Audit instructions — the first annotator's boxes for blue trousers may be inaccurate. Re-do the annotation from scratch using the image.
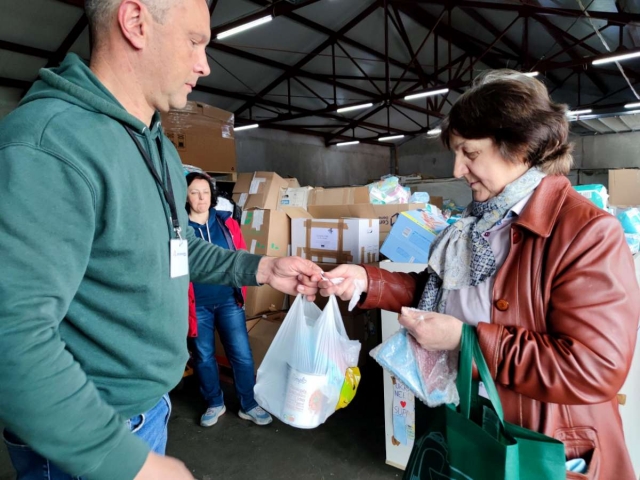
[3,394,171,480]
[190,300,258,413]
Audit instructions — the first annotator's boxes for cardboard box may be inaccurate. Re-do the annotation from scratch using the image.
[308,186,371,206]
[291,218,379,264]
[248,312,286,373]
[232,172,290,210]
[240,209,290,256]
[609,169,640,207]
[278,186,313,211]
[380,210,439,263]
[285,178,300,188]
[244,285,286,318]
[161,101,236,172]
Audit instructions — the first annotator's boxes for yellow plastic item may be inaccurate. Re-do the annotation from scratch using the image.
[335,367,361,410]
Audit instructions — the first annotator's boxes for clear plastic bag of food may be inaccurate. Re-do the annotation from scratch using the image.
[254,295,361,429]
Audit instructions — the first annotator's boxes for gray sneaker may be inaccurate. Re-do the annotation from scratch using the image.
[200,405,226,427]
[238,406,273,426]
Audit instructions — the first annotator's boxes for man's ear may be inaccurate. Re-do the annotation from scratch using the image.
[117,0,148,50]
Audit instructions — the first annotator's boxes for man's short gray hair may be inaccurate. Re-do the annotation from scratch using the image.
[85,0,177,44]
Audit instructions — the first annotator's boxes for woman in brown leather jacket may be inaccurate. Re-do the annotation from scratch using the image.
[316,71,640,479]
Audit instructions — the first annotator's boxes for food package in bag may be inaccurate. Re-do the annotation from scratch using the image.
[254,295,361,429]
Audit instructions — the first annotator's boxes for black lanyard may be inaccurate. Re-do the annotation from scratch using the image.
[125,126,182,239]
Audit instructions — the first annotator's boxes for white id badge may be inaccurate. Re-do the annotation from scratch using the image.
[170,239,189,278]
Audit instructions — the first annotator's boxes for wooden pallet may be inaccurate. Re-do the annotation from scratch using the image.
[206,171,237,182]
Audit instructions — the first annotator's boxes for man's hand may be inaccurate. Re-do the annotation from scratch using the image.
[318,264,368,301]
[134,452,194,480]
[398,307,463,351]
[256,256,323,300]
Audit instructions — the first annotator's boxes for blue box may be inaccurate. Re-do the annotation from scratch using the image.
[380,210,439,263]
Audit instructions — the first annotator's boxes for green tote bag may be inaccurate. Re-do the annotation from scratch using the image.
[403,325,566,480]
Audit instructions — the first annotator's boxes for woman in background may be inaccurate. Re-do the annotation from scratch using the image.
[186,172,272,427]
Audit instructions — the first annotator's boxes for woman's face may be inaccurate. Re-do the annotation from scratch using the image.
[450,134,529,202]
[187,178,211,214]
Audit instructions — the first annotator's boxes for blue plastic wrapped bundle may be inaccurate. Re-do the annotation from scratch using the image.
[573,184,609,209]
[618,208,640,234]
[368,176,411,204]
[625,233,640,255]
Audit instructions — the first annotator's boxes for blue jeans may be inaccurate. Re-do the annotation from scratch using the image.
[3,394,171,480]
[191,299,258,413]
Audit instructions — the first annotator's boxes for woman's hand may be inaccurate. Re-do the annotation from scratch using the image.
[318,264,368,301]
[398,306,463,351]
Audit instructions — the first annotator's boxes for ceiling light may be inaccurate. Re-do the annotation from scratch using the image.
[524,71,539,77]
[566,109,592,116]
[336,141,360,147]
[217,15,273,40]
[427,128,442,135]
[625,102,640,109]
[234,124,259,131]
[404,88,449,101]
[336,103,373,113]
[592,50,640,65]
[378,135,405,142]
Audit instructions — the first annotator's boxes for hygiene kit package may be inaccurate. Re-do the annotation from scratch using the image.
[254,295,361,429]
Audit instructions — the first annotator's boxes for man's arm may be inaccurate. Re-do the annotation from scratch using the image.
[186,224,262,286]
[0,145,149,479]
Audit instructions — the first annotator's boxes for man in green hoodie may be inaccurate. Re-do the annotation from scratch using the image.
[0,0,322,479]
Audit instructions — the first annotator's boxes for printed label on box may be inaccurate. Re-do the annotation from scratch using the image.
[310,228,338,250]
[392,379,415,446]
[238,193,248,208]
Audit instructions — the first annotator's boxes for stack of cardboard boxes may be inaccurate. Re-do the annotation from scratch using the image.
[161,101,236,173]
[232,172,292,318]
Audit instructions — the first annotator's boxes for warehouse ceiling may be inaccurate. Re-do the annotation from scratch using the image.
[2,0,640,146]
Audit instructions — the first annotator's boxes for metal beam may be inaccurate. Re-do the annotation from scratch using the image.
[327,104,386,142]
[395,2,510,74]
[208,43,378,101]
[45,14,88,68]
[0,40,52,59]
[0,77,31,89]
[232,1,381,116]
[210,0,323,38]
[194,84,407,134]
[390,0,640,24]
[389,6,445,94]
[533,15,608,94]
[245,0,443,89]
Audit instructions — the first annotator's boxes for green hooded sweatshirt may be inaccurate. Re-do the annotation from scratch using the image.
[0,54,262,479]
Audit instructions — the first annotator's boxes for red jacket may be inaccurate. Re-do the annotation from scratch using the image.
[188,215,247,337]
[360,176,639,479]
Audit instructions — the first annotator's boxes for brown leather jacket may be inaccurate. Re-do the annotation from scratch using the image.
[361,176,639,480]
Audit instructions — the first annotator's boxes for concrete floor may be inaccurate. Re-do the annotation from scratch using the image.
[0,363,401,480]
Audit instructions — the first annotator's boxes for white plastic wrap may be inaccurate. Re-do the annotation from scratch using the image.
[254,295,361,429]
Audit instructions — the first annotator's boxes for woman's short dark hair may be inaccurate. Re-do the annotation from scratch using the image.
[185,172,218,213]
[441,70,573,175]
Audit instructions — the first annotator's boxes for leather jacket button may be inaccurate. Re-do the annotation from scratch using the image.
[512,230,522,244]
[495,299,509,311]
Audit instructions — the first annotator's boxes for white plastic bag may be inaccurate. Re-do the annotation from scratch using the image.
[254,295,361,429]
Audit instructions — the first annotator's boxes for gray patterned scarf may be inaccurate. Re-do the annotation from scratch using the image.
[418,168,546,313]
